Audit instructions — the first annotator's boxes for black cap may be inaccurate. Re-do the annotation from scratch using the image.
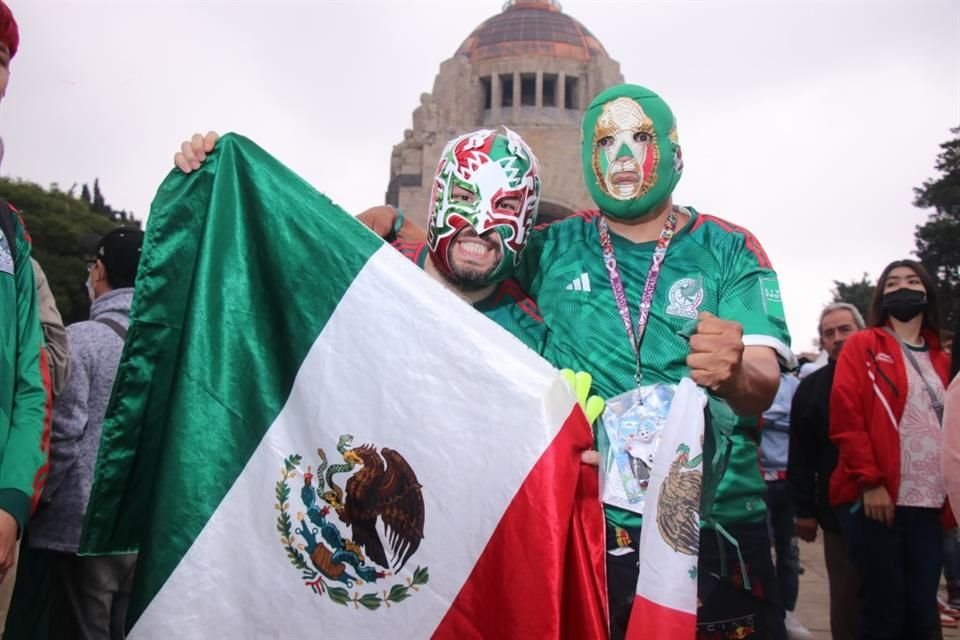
[95,227,144,288]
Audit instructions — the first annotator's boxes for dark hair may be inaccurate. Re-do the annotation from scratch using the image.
[102,264,135,290]
[868,259,941,338]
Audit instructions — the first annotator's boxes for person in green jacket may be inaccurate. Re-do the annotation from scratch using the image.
[0,0,49,626]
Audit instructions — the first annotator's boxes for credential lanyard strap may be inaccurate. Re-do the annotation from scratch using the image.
[597,210,678,386]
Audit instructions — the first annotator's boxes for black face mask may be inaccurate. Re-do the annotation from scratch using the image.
[881,288,927,322]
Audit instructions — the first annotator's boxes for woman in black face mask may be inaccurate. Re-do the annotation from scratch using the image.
[829,259,951,640]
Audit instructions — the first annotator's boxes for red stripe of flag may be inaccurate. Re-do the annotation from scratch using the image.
[627,594,696,640]
[433,405,607,639]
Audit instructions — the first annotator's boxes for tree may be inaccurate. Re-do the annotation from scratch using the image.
[914,126,960,333]
[92,178,106,214]
[81,178,137,225]
[0,177,139,323]
[831,273,875,321]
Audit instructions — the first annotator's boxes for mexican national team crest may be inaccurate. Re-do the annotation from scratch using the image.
[275,435,429,609]
[665,276,704,319]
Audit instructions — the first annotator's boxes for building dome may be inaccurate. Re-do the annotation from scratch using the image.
[456,0,609,63]
[386,0,623,226]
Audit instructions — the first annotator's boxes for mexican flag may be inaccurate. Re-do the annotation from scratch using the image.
[79,134,607,638]
[627,378,706,639]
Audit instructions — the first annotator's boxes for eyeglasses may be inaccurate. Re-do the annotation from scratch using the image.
[85,259,98,271]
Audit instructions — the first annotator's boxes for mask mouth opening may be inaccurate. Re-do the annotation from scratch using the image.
[442,227,504,287]
[611,170,640,185]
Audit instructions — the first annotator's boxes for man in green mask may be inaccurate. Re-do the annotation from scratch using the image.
[528,83,794,639]
[361,84,794,639]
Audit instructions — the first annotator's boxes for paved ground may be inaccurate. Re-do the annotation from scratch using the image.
[794,536,960,639]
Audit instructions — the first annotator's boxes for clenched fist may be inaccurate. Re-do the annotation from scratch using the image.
[357,205,399,239]
[686,312,744,395]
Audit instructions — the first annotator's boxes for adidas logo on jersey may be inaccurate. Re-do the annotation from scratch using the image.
[565,273,591,292]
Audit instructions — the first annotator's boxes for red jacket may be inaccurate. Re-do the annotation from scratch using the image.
[829,326,953,525]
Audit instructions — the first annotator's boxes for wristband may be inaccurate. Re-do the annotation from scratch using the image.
[391,207,405,236]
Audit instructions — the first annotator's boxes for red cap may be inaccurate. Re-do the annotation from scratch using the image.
[0,1,18,59]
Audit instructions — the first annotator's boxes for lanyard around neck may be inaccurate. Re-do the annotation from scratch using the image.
[597,209,679,386]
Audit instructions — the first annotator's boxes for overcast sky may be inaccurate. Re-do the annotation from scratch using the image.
[2,0,958,350]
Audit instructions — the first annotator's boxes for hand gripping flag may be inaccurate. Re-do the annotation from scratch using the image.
[79,134,607,639]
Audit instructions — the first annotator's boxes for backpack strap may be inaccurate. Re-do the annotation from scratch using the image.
[96,317,128,341]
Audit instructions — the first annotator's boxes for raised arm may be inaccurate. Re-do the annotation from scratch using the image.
[687,312,780,416]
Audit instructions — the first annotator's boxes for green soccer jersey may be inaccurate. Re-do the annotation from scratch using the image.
[516,208,793,529]
[396,240,548,355]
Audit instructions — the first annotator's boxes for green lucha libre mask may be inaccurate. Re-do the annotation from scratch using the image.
[427,128,540,287]
[581,84,683,220]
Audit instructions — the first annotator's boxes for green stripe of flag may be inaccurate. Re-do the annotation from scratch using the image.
[79,134,383,623]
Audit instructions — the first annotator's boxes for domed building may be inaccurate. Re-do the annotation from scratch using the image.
[385,0,624,226]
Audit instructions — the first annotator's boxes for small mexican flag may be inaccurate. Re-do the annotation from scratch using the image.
[627,378,706,639]
[79,134,607,638]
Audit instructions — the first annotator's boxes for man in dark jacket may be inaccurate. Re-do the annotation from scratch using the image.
[787,302,863,640]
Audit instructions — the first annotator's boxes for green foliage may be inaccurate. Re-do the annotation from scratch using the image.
[914,126,960,333]
[831,273,875,321]
[0,177,140,323]
[284,454,302,474]
[387,583,411,603]
[327,587,351,606]
[276,454,311,573]
[411,566,429,586]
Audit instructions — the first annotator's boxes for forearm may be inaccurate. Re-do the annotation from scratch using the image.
[41,340,91,501]
[787,436,818,517]
[716,346,779,416]
[832,428,883,489]
[829,357,882,489]
[42,432,82,501]
[356,205,426,243]
[789,471,818,518]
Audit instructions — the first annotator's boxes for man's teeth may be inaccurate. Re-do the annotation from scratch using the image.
[460,242,491,256]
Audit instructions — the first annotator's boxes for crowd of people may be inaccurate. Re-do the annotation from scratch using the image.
[1,2,959,639]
